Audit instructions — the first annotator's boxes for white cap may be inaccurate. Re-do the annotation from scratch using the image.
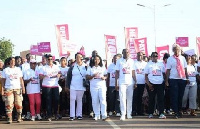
[30,59,37,63]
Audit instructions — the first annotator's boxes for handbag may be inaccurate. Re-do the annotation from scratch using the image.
[77,65,90,88]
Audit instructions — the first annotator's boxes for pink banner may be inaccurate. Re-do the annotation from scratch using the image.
[156,45,169,60]
[38,42,51,53]
[197,37,200,57]
[55,24,69,57]
[30,45,42,56]
[105,35,117,65]
[134,37,148,57]
[176,37,189,47]
[125,27,138,59]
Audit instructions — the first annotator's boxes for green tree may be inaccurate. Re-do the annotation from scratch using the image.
[0,37,14,61]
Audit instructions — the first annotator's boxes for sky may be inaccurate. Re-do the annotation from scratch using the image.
[0,0,200,60]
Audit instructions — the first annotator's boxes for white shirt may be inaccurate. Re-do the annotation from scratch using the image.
[144,61,165,84]
[24,68,40,94]
[2,67,23,89]
[134,61,147,84]
[166,55,187,79]
[70,63,86,91]
[107,63,116,86]
[115,57,134,85]
[59,66,69,79]
[187,65,197,83]
[40,64,61,88]
[86,66,107,88]
[22,62,30,76]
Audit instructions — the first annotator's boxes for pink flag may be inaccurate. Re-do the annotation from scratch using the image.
[38,42,51,53]
[124,27,138,59]
[79,46,85,56]
[105,35,117,65]
[134,37,148,56]
[196,37,200,57]
[156,45,169,60]
[55,24,69,56]
[176,37,189,47]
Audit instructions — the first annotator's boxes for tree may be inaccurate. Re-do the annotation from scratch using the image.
[0,37,14,61]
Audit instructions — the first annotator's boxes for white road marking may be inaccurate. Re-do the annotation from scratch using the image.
[106,118,121,129]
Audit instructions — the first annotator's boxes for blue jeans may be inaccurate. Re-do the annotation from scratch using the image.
[169,79,186,114]
[42,87,59,118]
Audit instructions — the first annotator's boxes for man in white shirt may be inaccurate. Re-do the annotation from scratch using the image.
[134,52,147,116]
[115,49,136,121]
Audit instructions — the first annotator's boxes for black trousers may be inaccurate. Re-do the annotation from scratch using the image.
[136,84,145,114]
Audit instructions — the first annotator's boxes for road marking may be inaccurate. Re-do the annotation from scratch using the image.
[106,118,121,129]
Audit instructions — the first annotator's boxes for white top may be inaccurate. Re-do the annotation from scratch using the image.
[22,62,30,75]
[40,64,61,88]
[187,65,197,83]
[23,68,40,94]
[134,61,147,84]
[86,66,107,88]
[166,55,187,79]
[115,57,134,85]
[59,66,69,79]
[2,67,23,89]
[144,61,165,84]
[70,63,86,91]
[107,63,116,86]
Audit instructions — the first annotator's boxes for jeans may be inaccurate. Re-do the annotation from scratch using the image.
[42,87,59,118]
[169,79,186,114]
[107,87,120,113]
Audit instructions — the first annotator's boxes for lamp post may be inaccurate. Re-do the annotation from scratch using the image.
[137,4,171,51]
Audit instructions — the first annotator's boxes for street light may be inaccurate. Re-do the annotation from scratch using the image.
[137,3,171,51]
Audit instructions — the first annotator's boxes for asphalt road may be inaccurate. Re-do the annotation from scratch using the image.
[0,113,200,129]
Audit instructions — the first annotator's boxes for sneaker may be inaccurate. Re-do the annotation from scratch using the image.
[174,114,178,119]
[31,116,35,121]
[47,118,52,121]
[89,111,94,118]
[120,115,125,121]
[36,114,42,120]
[116,113,121,117]
[69,117,74,121]
[25,112,31,120]
[77,116,82,120]
[166,110,171,114]
[7,117,12,124]
[108,111,113,116]
[127,115,132,119]
[148,114,153,119]
[102,116,108,121]
[93,115,100,120]
[159,114,166,119]
[55,114,62,120]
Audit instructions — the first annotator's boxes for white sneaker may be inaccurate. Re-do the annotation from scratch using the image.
[116,113,121,117]
[26,112,31,120]
[93,115,100,120]
[120,115,125,121]
[127,115,132,119]
[31,116,35,121]
[36,114,42,120]
[108,112,113,116]
[90,111,94,117]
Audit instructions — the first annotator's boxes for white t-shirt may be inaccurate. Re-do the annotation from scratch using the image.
[86,66,107,89]
[40,64,61,88]
[166,55,187,79]
[22,62,30,75]
[2,67,23,89]
[59,66,69,78]
[144,61,165,84]
[24,68,40,94]
[107,63,116,87]
[187,65,197,83]
[70,63,86,91]
[134,61,147,84]
[115,58,134,85]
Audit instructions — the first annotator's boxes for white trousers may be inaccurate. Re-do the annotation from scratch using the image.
[119,84,134,116]
[182,83,197,109]
[70,89,84,117]
[90,86,107,117]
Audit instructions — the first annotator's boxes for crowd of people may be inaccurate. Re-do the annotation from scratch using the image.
[0,44,200,124]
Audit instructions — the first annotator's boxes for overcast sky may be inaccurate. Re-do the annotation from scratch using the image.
[0,0,200,59]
